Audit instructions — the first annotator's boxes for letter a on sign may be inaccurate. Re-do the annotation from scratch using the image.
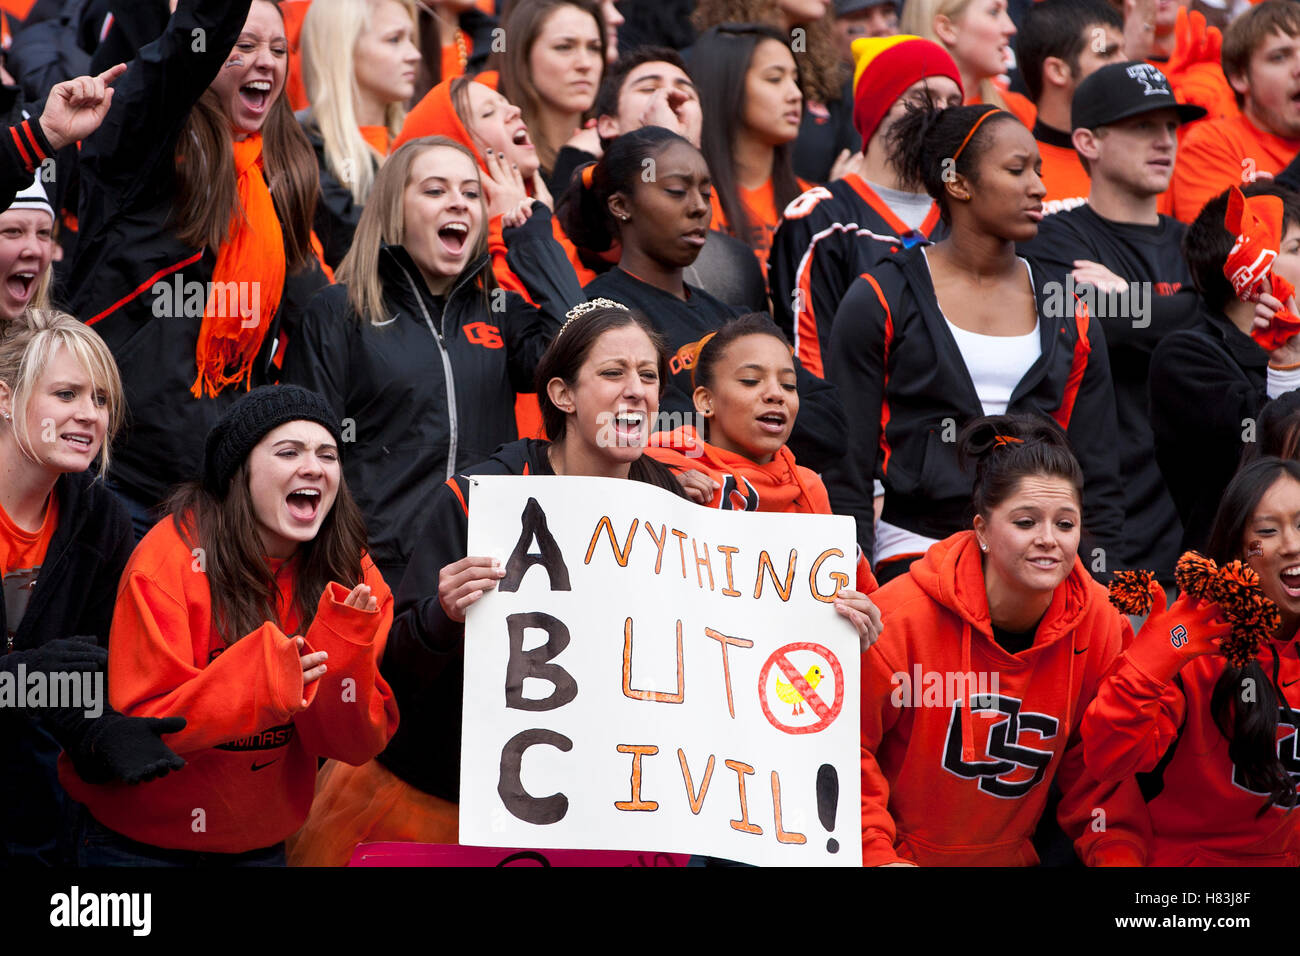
[501,498,571,592]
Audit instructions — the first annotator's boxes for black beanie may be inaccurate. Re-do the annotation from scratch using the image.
[203,385,343,495]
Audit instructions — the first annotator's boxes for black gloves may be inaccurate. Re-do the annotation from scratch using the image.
[8,636,189,785]
[1,636,107,675]
[68,714,187,785]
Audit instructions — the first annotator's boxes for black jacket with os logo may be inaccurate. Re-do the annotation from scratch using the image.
[281,204,581,588]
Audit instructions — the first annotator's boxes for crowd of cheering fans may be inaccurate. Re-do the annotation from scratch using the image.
[4,0,1300,869]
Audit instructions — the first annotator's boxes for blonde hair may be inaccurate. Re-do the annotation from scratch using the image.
[337,136,492,324]
[900,0,1008,111]
[0,309,124,476]
[301,0,419,205]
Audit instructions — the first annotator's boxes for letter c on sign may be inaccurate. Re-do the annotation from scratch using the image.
[498,728,573,824]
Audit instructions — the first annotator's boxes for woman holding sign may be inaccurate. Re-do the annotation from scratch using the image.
[860,414,1153,866]
[288,301,881,864]
[647,312,879,610]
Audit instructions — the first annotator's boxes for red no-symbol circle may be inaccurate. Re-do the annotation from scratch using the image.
[758,641,844,735]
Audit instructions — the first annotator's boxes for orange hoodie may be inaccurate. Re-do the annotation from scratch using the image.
[1081,627,1300,865]
[861,531,1150,866]
[647,426,877,595]
[59,518,399,853]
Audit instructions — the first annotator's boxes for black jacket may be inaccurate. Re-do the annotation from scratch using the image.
[768,174,945,378]
[582,266,848,473]
[1019,204,1201,580]
[377,438,684,801]
[1,472,133,865]
[1149,306,1269,554]
[6,0,92,108]
[280,204,580,587]
[65,0,330,505]
[297,107,375,270]
[824,246,1126,569]
[0,92,56,213]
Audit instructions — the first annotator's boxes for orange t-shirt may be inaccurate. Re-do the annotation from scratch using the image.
[1036,134,1089,216]
[1171,112,1300,223]
[440,34,475,84]
[710,176,813,277]
[359,125,391,158]
[1,493,59,646]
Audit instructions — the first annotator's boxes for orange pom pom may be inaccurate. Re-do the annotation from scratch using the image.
[1108,570,1156,615]
[1174,551,1218,598]
[1210,559,1279,669]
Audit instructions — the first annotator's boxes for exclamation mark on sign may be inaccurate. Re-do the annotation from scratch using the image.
[817,764,838,853]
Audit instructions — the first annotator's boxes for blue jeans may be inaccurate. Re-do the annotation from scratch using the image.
[75,808,286,867]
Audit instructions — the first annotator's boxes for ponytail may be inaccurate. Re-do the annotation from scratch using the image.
[558,160,618,253]
[957,413,1084,518]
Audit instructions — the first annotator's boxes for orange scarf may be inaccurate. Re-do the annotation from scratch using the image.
[190,134,286,398]
[645,425,828,514]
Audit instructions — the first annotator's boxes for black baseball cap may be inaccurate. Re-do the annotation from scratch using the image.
[1071,61,1207,131]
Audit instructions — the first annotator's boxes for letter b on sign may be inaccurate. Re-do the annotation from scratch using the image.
[504,612,578,711]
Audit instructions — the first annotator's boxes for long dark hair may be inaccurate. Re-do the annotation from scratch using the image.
[1248,389,1300,464]
[1205,457,1300,811]
[558,126,695,255]
[493,0,608,174]
[889,102,1019,225]
[691,23,802,248]
[534,305,685,496]
[173,1,319,270]
[167,465,368,646]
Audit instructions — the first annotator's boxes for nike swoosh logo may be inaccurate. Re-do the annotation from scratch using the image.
[1284,678,1299,688]
[250,759,278,772]
[1074,646,1089,655]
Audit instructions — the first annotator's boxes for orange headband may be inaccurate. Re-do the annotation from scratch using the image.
[582,164,595,188]
[992,434,1024,447]
[682,332,717,389]
[951,109,1004,165]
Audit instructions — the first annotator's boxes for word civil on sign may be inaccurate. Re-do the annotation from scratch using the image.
[460,475,861,866]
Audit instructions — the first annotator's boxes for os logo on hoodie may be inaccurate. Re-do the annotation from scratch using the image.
[941,695,1059,799]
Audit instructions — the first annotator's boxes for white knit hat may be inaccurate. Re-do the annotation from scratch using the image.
[7,174,54,221]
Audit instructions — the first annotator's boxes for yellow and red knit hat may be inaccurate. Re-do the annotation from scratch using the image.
[851,35,963,147]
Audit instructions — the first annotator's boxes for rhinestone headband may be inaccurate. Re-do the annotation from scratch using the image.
[555,297,630,343]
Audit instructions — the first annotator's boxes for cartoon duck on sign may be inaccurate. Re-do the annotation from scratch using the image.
[775,666,824,716]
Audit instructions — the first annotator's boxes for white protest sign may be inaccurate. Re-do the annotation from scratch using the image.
[460,475,862,867]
